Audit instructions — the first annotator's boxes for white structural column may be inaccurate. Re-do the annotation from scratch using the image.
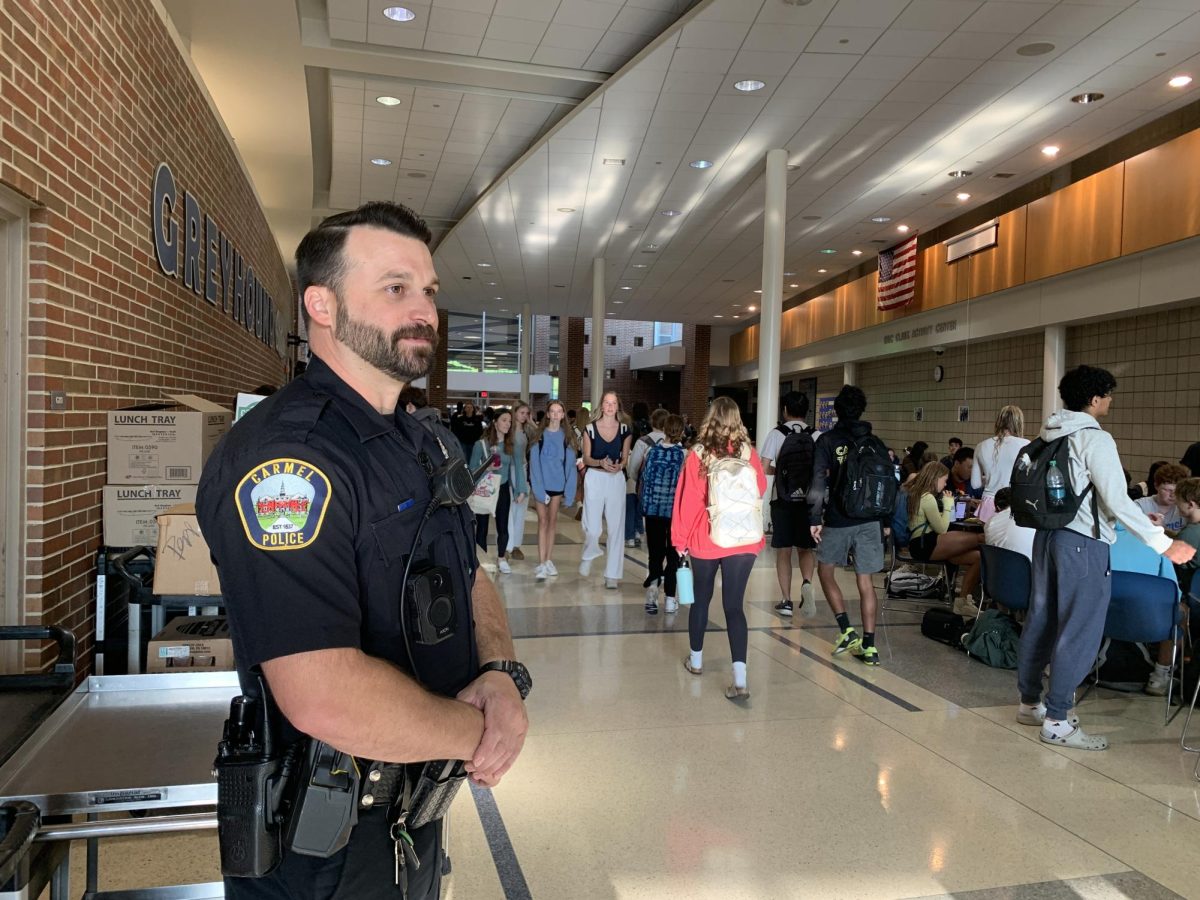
[843,362,857,387]
[1043,325,1065,419]
[591,258,605,411]
[755,149,787,453]
[520,302,532,402]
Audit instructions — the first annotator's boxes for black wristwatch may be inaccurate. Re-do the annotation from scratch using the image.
[479,660,532,700]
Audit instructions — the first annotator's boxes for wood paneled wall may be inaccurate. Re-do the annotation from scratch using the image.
[730,126,1200,367]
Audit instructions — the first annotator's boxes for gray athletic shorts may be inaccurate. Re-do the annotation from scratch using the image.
[817,521,885,574]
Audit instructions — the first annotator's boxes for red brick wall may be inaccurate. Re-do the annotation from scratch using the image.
[428,315,449,409]
[4,0,292,671]
[560,316,584,415]
[679,324,711,427]
[582,318,682,414]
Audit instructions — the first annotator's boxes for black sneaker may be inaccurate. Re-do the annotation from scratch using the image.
[774,600,794,617]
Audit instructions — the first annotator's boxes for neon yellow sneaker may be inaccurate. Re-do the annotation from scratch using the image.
[853,644,880,666]
[832,628,861,656]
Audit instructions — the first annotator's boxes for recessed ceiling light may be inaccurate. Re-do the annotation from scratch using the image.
[1016,41,1055,57]
[753,289,762,294]
[613,300,624,304]
[851,250,863,257]
[557,207,575,213]
[734,79,766,92]
[1041,145,1060,157]
[948,170,972,178]
[620,286,632,290]
[500,308,509,312]
[748,305,757,312]
[370,158,393,166]
[713,314,725,318]
[732,315,740,319]
[897,225,910,233]
[660,209,681,217]
[476,262,493,267]
[1071,92,1104,104]
[1169,75,1193,88]
[606,312,613,316]
[486,281,497,286]
[956,192,971,201]
[602,158,626,166]
[690,159,713,169]
[376,96,403,106]
[789,283,799,288]
[492,297,503,301]
[817,268,827,274]
[632,264,648,268]
[819,249,836,255]
[383,6,417,22]
[732,303,742,307]
[645,243,658,250]
[783,271,795,276]
[871,216,891,223]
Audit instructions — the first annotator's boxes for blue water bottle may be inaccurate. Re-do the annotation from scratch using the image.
[676,554,694,606]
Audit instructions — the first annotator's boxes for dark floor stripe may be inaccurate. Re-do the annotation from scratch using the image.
[470,782,533,900]
[514,623,724,639]
[624,552,648,569]
[762,629,922,712]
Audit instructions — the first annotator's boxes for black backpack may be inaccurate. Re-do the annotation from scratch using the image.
[837,431,898,519]
[1009,432,1098,532]
[774,423,815,503]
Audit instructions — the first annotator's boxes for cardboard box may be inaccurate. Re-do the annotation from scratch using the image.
[107,394,231,484]
[153,504,222,596]
[103,484,198,547]
[146,615,234,672]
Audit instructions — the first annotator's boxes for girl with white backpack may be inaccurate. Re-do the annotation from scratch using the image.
[672,397,767,700]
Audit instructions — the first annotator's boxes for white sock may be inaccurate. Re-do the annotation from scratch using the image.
[690,650,703,670]
[732,661,747,689]
[1155,663,1171,676]
[1042,717,1075,738]
[1020,701,1044,716]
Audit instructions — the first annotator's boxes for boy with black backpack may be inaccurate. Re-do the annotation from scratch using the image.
[761,391,817,618]
[1012,365,1195,750]
[809,385,896,666]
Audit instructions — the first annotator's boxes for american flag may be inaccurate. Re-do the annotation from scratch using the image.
[876,234,918,311]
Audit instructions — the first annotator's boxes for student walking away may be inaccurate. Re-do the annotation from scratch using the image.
[673,397,767,700]
[760,390,818,618]
[506,402,537,561]
[623,402,653,547]
[809,385,896,666]
[907,461,985,617]
[528,400,578,581]
[451,400,484,457]
[640,414,686,614]
[580,391,633,589]
[972,405,1029,522]
[469,409,527,574]
[1012,365,1195,750]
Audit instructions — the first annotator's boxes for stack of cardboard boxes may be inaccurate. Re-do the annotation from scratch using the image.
[104,395,233,671]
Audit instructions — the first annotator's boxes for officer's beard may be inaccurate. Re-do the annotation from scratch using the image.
[333,301,439,382]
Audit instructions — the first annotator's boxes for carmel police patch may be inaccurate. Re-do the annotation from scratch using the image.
[236,458,331,551]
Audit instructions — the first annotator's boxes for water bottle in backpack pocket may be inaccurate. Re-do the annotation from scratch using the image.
[1009,432,1098,532]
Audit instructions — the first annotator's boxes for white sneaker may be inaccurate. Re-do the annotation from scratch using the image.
[625,538,636,548]
[498,558,512,574]
[545,560,558,576]
[664,596,679,614]
[1146,669,1171,696]
[644,584,659,614]
[952,596,980,618]
[534,563,547,581]
[579,558,592,577]
[800,580,816,617]
[605,578,619,590]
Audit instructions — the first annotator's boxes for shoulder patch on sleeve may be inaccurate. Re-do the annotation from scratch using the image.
[235,458,332,551]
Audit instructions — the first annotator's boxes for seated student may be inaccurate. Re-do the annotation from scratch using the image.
[983,487,1034,560]
[947,447,983,503]
[1110,518,1182,697]
[907,461,985,617]
[940,436,963,470]
[1135,462,1189,534]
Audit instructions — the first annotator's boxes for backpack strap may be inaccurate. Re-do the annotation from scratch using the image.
[776,423,790,436]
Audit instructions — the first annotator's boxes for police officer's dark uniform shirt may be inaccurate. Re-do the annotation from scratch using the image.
[198,353,480,715]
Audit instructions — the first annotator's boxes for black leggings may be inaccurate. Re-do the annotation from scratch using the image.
[688,553,755,663]
[476,482,512,556]
[643,516,679,596]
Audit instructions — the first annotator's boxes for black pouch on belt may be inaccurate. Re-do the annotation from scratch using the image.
[402,759,468,829]
[283,740,361,858]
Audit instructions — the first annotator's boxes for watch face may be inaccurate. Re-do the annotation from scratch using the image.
[933,365,944,382]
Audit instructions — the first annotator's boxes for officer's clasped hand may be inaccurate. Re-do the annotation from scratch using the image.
[456,670,528,787]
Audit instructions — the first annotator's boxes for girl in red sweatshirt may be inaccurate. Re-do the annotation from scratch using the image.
[673,397,767,700]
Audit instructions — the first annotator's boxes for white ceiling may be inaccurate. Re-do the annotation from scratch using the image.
[165,0,1200,324]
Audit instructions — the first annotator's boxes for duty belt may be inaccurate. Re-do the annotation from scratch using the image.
[357,761,405,811]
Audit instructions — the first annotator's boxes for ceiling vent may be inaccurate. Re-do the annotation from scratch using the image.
[991,172,1016,179]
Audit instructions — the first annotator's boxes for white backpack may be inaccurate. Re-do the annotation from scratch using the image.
[697,445,763,548]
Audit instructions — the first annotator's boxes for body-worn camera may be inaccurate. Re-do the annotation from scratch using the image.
[405,563,457,646]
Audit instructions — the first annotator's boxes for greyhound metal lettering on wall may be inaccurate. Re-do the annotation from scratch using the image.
[151,162,279,353]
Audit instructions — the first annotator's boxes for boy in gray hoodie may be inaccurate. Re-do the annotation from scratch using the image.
[1016,365,1195,750]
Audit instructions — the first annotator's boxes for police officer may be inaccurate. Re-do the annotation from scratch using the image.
[198,201,530,899]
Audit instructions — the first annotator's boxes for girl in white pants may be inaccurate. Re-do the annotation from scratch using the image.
[507,402,536,560]
[580,391,631,589]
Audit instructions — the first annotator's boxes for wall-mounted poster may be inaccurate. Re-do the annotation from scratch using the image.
[958,405,970,423]
[914,407,924,423]
[817,396,836,432]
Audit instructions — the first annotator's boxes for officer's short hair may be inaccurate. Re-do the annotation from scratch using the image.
[296,202,432,328]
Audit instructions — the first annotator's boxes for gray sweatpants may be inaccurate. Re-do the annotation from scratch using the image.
[1017,528,1111,721]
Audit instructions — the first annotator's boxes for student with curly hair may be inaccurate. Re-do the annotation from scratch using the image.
[673,397,766,700]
